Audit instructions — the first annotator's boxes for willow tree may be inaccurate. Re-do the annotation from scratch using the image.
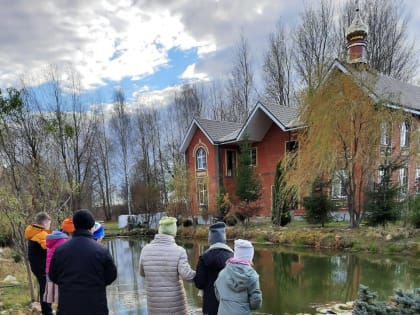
[292,71,411,228]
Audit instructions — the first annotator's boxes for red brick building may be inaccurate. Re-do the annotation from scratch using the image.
[180,6,420,220]
[180,103,302,218]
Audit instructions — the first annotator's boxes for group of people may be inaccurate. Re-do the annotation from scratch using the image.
[139,217,262,315]
[24,210,117,315]
[24,211,262,315]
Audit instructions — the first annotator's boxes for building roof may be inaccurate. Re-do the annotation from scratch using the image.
[336,60,420,114]
[181,61,420,154]
[195,118,242,142]
[261,102,301,129]
[179,117,242,153]
[179,102,302,153]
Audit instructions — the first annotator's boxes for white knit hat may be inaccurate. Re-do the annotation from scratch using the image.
[234,239,254,262]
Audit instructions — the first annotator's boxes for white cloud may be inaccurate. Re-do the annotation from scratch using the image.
[180,63,208,81]
[0,0,211,90]
[1,0,419,97]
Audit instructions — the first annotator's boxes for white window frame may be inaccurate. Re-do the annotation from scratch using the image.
[196,148,207,170]
[250,147,257,167]
[399,167,408,197]
[331,170,348,199]
[197,180,208,206]
[378,168,385,183]
[380,120,390,146]
[416,165,420,195]
[400,121,410,148]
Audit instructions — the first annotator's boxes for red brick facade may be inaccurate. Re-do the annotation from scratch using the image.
[185,118,299,218]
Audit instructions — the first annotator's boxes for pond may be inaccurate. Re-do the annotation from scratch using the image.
[105,237,420,315]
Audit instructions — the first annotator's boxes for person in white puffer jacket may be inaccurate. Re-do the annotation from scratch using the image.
[139,216,196,315]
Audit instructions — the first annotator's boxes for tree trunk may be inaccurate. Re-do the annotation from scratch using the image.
[25,259,35,301]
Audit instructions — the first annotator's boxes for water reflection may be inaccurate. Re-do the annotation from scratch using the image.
[105,238,420,315]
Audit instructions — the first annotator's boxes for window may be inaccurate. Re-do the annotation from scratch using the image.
[331,170,347,199]
[399,167,408,197]
[226,150,236,176]
[197,179,208,206]
[416,165,420,194]
[400,120,410,148]
[250,148,257,166]
[196,148,207,170]
[378,168,385,183]
[380,120,390,146]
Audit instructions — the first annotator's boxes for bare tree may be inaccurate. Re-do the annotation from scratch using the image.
[263,21,294,107]
[110,88,133,216]
[338,0,418,81]
[36,65,96,211]
[206,80,231,121]
[294,0,337,90]
[91,108,114,220]
[0,87,71,300]
[174,83,203,133]
[226,33,257,122]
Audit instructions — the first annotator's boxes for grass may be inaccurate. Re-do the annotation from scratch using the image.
[171,219,420,255]
[0,248,31,312]
[88,218,420,255]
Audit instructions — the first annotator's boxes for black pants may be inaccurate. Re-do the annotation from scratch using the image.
[35,274,53,315]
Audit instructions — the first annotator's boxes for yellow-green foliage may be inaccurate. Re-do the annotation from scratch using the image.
[290,72,412,228]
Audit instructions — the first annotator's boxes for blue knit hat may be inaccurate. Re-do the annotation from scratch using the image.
[208,222,226,244]
[93,222,105,240]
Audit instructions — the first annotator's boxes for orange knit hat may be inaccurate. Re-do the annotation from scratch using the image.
[61,218,75,233]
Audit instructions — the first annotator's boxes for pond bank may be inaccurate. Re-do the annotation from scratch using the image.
[108,221,420,256]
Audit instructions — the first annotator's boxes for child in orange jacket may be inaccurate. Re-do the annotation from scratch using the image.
[24,212,53,315]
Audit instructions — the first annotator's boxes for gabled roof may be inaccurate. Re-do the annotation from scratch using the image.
[236,101,303,141]
[179,118,242,153]
[331,60,420,115]
[180,102,303,153]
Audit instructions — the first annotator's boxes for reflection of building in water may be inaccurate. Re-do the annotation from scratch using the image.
[290,255,304,276]
[255,249,275,292]
[330,255,348,283]
[105,238,420,315]
[106,238,148,314]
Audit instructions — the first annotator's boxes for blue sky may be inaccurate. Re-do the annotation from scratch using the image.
[0,0,419,109]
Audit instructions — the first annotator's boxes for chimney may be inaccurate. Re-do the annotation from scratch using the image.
[345,1,368,64]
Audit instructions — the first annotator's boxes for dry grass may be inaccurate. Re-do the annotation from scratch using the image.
[0,248,31,312]
[177,221,420,255]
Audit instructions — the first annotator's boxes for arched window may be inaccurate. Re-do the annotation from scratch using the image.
[196,148,207,170]
[380,120,390,146]
[400,120,410,147]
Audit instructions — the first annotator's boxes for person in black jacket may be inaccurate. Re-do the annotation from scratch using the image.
[194,222,234,315]
[49,209,117,315]
[24,212,52,315]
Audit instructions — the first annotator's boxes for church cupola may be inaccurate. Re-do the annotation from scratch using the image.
[345,1,368,64]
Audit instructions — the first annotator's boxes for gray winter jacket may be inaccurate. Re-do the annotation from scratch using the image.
[214,262,262,315]
[139,233,196,315]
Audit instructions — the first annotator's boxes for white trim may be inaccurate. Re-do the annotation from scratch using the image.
[180,118,216,153]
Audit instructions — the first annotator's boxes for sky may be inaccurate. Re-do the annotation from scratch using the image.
[0,0,419,109]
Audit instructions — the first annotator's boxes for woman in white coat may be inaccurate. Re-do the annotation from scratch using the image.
[139,216,196,315]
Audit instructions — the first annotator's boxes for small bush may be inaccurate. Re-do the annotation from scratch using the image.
[364,168,400,227]
[408,196,420,228]
[353,284,420,315]
[303,193,335,227]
